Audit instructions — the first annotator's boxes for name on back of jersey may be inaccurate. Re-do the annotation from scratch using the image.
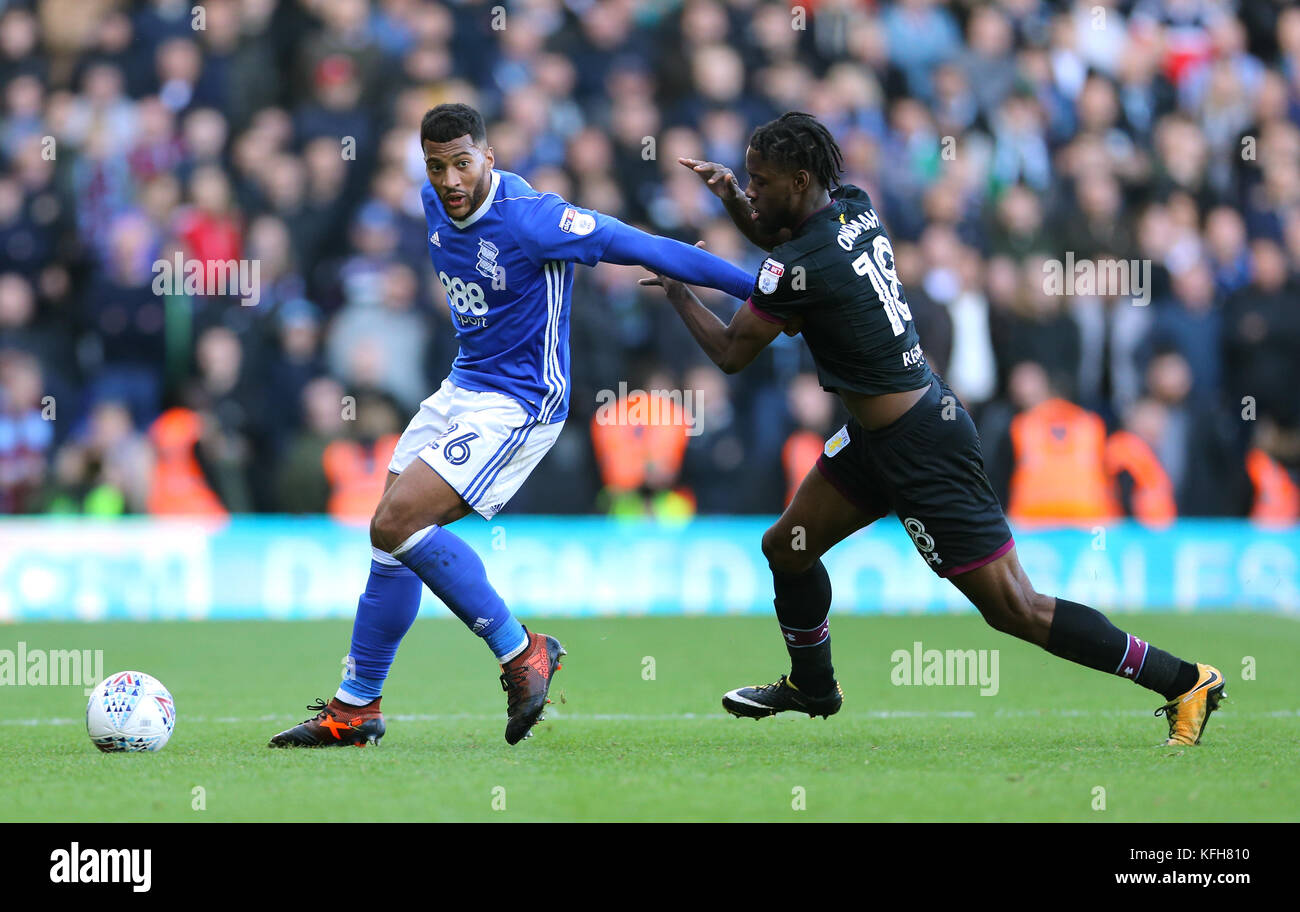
[836,208,882,250]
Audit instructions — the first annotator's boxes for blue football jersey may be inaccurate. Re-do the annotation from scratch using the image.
[421,169,617,423]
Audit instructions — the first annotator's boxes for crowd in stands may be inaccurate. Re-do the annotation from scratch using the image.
[0,0,1297,523]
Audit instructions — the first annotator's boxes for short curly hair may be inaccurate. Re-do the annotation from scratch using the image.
[749,112,844,190]
[420,103,486,146]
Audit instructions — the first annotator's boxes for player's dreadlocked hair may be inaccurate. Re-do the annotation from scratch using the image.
[421,103,487,146]
[749,112,844,190]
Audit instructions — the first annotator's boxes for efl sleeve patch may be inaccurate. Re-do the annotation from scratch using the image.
[559,207,596,236]
[758,258,785,294]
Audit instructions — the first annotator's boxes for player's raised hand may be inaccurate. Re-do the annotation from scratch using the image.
[680,158,741,200]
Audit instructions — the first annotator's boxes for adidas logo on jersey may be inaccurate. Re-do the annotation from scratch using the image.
[430,231,441,247]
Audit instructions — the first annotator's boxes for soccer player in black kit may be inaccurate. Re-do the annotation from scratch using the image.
[639,113,1223,746]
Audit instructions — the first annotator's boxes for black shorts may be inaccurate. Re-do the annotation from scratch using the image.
[816,378,1014,577]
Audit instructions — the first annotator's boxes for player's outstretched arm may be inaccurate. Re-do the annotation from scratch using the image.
[639,264,782,375]
[514,191,751,299]
[678,158,791,251]
[600,219,754,301]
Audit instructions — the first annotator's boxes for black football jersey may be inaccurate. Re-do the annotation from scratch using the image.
[748,184,933,396]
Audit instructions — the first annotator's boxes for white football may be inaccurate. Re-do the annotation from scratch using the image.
[86,671,176,753]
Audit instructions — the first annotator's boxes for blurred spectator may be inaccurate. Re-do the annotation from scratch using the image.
[590,370,693,520]
[321,389,402,525]
[1145,260,1222,400]
[1141,350,1251,515]
[1108,397,1177,526]
[1223,239,1300,432]
[327,259,430,413]
[0,348,52,513]
[992,257,1081,399]
[778,372,836,508]
[43,400,151,515]
[679,364,750,513]
[1000,362,1119,525]
[276,375,346,515]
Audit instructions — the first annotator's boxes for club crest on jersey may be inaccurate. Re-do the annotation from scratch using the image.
[758,258,785,294]
[559,206,596,236]
[476,238,500,280]
[824,425,850,457]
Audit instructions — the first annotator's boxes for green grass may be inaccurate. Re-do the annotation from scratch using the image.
[1,614,1296,822]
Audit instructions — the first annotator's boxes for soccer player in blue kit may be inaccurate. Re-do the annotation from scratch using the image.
[270,103,756,747]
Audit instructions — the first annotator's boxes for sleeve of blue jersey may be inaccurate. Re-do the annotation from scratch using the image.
[600,221,754,301]
[513,193,754,301]
[512,193,617,268]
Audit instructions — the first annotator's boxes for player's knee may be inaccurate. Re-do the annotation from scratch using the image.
[368,505,395,552]
[370,497,417,553]
[762,525,816,574]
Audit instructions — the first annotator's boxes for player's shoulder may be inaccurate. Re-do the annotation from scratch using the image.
[832,183,872,206]
[769,224,830,277]
[828,184,883,234]
[493,169,546,204]
[493,171,584,226]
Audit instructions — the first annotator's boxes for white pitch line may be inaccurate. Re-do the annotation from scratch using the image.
[2,708,1295,727]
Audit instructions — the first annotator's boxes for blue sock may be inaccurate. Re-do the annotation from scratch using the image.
[336,550,423,705]
[394,525,528,661]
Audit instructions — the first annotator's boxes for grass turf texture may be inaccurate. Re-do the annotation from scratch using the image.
[1,614,1295,822]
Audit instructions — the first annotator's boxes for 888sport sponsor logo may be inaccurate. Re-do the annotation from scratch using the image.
[439,271,490,327]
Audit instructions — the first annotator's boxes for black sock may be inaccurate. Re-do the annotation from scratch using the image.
[1047,598,1199,700]
[772,561,835,696]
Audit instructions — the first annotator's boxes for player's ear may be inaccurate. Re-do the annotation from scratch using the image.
[484,145,495,170]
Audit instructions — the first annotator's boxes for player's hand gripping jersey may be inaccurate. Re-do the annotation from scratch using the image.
[747,184,934,396]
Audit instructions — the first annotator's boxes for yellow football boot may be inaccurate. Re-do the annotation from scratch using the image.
[1154,663,1226,746]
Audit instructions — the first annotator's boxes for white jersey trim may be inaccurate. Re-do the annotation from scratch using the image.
[449,170,501,230]
[539,260,567,422]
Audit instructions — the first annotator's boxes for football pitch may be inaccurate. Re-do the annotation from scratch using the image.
[2,613,1296,822]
